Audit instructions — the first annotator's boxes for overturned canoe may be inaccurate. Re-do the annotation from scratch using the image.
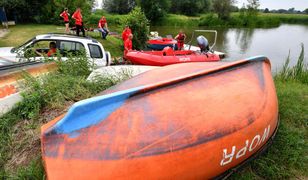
[126,48,220,66]
[41,56,279,179]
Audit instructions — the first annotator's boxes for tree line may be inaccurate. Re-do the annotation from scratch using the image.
[1,0,307,24]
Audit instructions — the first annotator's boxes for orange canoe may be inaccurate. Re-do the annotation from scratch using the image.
[41,56,279,179]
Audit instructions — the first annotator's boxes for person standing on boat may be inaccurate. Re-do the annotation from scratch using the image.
[98,16,109,39]
[72,8,85,37]
[175,30,186,50]
[60,8,70,34]
[122,25,132,42]
[124,33,133,59]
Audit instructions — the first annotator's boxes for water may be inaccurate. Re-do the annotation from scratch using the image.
[151,24,308,72]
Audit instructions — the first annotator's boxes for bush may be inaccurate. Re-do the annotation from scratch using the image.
[121,7,149,50]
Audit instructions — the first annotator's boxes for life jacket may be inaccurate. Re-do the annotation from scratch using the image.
[177,33,185,43]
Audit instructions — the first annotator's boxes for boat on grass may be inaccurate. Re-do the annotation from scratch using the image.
[41,56,279,179]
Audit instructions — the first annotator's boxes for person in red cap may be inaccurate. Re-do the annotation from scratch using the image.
[60,8,70,33]
[122,25,132,42]
[124,33,133,59]
[175,30,186,50]
[98,16,109,39]
[72,8,85,37]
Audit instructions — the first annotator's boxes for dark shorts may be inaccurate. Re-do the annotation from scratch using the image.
[64,21,69,24]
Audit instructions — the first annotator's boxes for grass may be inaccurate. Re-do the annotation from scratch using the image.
[199,12,308,28]
[230,45,308,179]
[0,53,132,179]
[0,24,124,59]
[156,14,200,27]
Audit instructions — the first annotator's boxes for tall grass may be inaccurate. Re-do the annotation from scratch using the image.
[199,13,308,28]
[276,44,308,83]
[232,45,308,179]
[0,53,132,178]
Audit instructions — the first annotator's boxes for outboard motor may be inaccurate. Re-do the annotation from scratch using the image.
[197,35,210,53]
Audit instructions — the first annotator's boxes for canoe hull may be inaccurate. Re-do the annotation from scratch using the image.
[126,50,221,66]
[41,57,278,179]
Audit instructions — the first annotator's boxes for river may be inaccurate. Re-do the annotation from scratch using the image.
[151,24,308,72]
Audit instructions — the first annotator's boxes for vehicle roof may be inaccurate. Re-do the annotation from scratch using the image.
[35,33,100,44]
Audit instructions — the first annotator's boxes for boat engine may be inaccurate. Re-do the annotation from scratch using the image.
[197,35,210,52]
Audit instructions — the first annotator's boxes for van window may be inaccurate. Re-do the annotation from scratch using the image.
[88,44,103,58]
[59,41,85,56]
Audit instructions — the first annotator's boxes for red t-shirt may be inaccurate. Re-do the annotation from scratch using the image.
[122,28,132,41]
[60,11,69,22]
[47,48,57,57]
[124,39,132,57]
[72,11,82,25]
[98,18,107,28]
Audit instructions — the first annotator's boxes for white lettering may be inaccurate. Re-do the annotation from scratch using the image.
[179,57,190,62]
[220,146,236,166]
[220,125,272,166]
[249,135,260,152]
[236,140,249,159]
[259,125,271,145]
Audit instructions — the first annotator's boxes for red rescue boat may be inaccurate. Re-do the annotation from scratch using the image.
[126,48,221,66]
[41,56,279,179]
[147,38,177,50]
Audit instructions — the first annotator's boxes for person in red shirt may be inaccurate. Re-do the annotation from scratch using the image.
[98,16,109,39]
[122,25,132,42]
[72,8,85,37]
[174,30,186,50]
[36,42,57,57]
[60,8,70,33]
[124,33,133,59]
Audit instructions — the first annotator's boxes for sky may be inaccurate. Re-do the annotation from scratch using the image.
[235,0,308,11]
[95,0,308,11]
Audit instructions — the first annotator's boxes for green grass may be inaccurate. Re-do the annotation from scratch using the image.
[0,24,124,58]
[156,14,200,27]
[199,12,308,28]
[0,54,132,179]
[231,45,308,179]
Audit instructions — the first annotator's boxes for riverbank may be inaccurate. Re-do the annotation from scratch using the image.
[87,11,308,28]
[199,13,308,27]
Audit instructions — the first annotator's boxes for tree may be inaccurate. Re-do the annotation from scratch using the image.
[264,8,269,13]
[140,0,170,22]
[288,7,295,14]
[304,8,308,14]
[104,0,135,14]
[212,0,236,20]
[169,0,211,16]
[122,7,149,50]
[0,0,94,23]
[246,0,260,16]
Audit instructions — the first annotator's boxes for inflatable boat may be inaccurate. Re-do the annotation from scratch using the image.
[41,56,279,179]
[125,48,220,66]
[147,38,177,50]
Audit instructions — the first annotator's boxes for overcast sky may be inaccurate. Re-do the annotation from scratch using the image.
[235,0,307,11]
[95,0,307,11]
